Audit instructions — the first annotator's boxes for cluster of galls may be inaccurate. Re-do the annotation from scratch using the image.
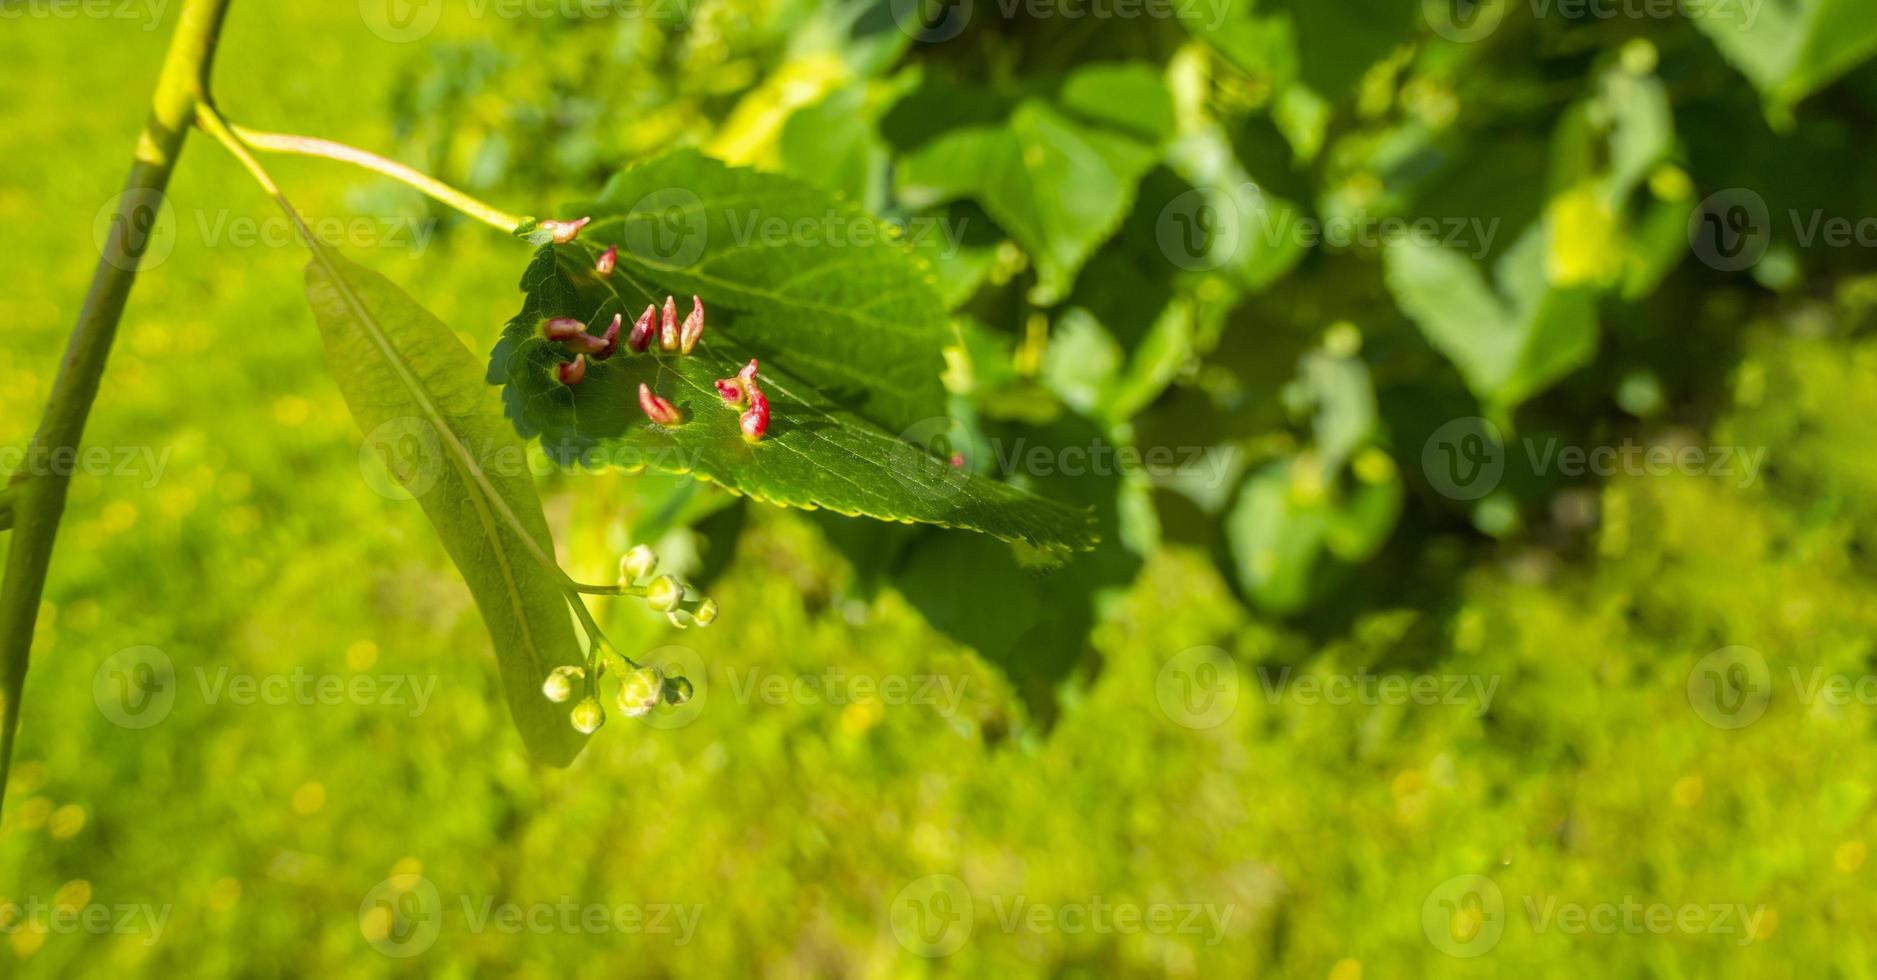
[539,241,770,441]
[539,544,713,733]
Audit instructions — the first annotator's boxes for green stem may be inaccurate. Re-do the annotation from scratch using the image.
[0,0,234,811]
[225,122,530,234]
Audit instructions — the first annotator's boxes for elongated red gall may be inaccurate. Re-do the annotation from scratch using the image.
[680,295,705,353]
[638,383,682,426]
[629,304,656,352]
[660,295,679,351]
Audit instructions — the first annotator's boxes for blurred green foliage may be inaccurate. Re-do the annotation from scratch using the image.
[3,0,1877,976]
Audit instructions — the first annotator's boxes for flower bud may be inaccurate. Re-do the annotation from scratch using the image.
[692,598,719,627]
[662,675,695,706]
[557,354,587,386]
[617,666,664,718]
[629,304,657,352]
[595,244,618,276]
[646,574,684,612]
[542,216,591,243]
[679,295,705,353]
[620,545,658,584]
[570,697,605,733]
[638,384,682,426]
[660,295,679,351]
[542,665,584,703]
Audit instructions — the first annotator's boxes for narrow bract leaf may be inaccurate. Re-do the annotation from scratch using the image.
[304,244,587,766]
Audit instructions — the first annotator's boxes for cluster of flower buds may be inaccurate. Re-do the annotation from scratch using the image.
[714,359,770,442]
[619,545,719,629]
[543,658,694,734]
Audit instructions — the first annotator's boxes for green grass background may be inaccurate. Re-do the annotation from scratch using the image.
[2,4,1875,977]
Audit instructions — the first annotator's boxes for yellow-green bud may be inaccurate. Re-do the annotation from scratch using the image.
[617,666,665,718]
[620,545,658,585]
[646,575,684,613]
[662,675,694,706]
[570,697,605,734]
[692,598,719,627]
[542,665,584,703]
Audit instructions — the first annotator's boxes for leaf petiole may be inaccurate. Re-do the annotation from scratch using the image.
[221,121,530,234]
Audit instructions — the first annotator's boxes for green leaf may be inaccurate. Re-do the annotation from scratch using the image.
[1223,453,1402,615]
[1695,0,1877,113]
[303,245,587,767]
[779,85,890,211]
[545,149,949,435]
[1384,224,1597,411]
[490,250,1097,553]
[895,97,1162,305]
